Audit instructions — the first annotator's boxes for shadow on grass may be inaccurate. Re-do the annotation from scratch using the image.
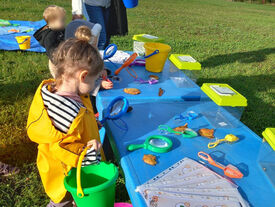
[0,79,42,166]
[202,48,275,68]
[0,79,43,105]
[0,141,37,166]
[198,73,275,135]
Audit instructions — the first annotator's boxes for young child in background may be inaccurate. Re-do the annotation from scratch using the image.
[34,5,66,78]
[27,38,105,207]
[75,25,113,117]
[75,25,97,48]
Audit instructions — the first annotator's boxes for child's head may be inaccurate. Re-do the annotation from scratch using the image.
[52,38,104,94]
[43,5,66,30]
[75,25,97,47]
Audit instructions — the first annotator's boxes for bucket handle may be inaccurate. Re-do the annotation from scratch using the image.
[18,38,29,45]
[144,50,159,59]
[76,147,88,198]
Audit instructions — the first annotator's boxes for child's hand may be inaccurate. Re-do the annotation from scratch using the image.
[87,139,102,152]
[101,80,113,89]
[72,14,83,20]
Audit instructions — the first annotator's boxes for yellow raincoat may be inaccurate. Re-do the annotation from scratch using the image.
[27,79,104,203]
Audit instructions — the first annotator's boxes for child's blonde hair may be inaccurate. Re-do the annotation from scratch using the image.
[52,38,103,87]
[43,5,66,24]
[75,26,92,42]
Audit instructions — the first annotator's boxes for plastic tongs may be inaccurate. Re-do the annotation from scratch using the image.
[158,125,197,138]
[129,59,146,67]
[135,78,158,85]
[198,151,243,179]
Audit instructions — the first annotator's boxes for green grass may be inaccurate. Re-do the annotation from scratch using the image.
[0,0,274,206]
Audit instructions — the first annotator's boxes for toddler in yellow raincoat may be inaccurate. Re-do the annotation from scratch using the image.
[27,37,105,206]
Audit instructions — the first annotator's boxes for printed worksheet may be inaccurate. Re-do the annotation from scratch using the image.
[136,157,249,207]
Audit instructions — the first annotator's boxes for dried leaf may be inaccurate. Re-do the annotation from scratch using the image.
[158,88,164,96]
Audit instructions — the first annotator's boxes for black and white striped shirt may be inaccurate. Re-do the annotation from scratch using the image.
[41,85,84,133]
[41,85,101,165]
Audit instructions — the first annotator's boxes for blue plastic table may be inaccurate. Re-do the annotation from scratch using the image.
[97,60,275,207]
[98,61,201,102]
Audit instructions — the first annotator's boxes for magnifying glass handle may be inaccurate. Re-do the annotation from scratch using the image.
[114,65,125,75]
[127,144,144,151]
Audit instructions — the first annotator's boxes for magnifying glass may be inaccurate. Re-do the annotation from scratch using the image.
[127,135,173,153]
[100,96,129,124]
[114,53,138,79]
[103,44,117,60]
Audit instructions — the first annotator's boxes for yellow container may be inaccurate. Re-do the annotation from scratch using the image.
[132,34,164,56]
[200,83,247,128]
[15,36,31,50]
[144,42,171,73]
[258,128,275,187]
[169,54,201,83]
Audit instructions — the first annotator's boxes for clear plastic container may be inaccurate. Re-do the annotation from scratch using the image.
[132,34,164,56]
[169,60,197,88]
[200,83,247,128]
[169,54,201,83]
[258,128,275,188]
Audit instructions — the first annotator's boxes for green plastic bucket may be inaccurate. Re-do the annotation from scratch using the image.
[64,162,118,207]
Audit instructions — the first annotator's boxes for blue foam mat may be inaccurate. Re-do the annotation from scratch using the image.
[0,19,46,52]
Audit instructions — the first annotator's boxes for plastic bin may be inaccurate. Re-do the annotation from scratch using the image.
[169,54,201,83]
[200,83,247,128]
[132,34,164,56]
[258,128,275,188]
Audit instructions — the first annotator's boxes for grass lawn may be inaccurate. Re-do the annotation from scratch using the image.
[0,0,274,206]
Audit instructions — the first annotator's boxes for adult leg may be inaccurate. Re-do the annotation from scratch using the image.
[85,4,107,50]
[102,7,111,47]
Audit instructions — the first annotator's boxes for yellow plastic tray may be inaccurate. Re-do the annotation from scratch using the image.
[262,128,275,151]
[169,54,201,70]
[132,34,164,43]
[201,83,247,107]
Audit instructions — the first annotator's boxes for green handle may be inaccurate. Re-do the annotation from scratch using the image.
[127,144,145,151]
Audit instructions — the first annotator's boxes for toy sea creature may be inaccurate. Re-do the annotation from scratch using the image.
[173,123,188,134]
[149,75,159,80]
[158,125,197,138]
[208,134,239,148]
[143,154,157,166]
[124,88,141,95]
[158,88,164,96]
[198,128,214,139]
[198,151,243,179]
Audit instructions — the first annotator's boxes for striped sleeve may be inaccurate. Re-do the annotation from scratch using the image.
[81,146,101,167]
